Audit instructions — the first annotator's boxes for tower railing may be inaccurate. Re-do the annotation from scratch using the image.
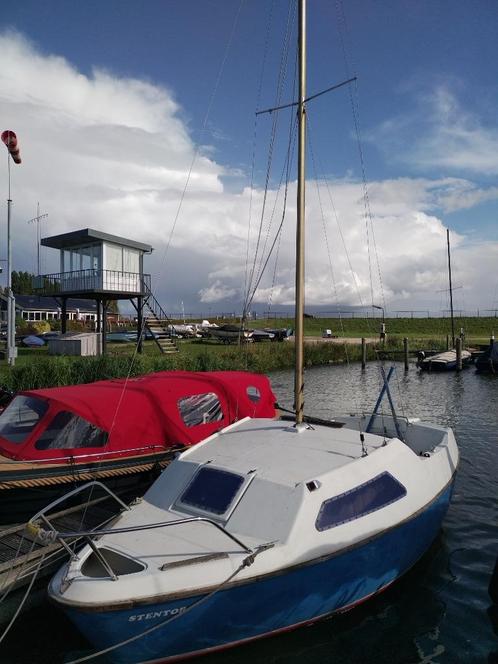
[32,270,151,295]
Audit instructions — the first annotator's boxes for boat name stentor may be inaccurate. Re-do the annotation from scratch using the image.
[128,607,187,622]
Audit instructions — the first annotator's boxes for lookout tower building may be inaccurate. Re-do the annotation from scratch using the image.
[34,228,175,354]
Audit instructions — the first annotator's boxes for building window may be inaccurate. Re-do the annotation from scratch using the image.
[315,472,407,532]
[105,243,123,272]
[123,248,139,273]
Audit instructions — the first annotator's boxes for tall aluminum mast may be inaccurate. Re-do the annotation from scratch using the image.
[294,0,306,425]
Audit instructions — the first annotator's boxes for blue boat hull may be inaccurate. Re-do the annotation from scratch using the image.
[63,480,454,663]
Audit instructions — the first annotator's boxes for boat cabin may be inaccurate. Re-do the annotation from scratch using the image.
[0,371,276,464]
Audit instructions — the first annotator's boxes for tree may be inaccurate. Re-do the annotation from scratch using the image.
[12,271,36,295]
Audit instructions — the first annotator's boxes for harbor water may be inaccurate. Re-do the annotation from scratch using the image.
[1,362,497,663]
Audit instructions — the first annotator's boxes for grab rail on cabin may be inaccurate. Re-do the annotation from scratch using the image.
[29,512,255,563]
[27,481,131,534]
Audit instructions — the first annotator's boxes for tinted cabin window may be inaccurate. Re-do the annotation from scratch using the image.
[177,393,223,427]
[35,411,108,450]
[179,467,244,515]
[246,386,261,403]
[315,472,406,531]
[0,396,48,444]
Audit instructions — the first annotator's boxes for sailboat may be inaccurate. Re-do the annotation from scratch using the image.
[419,229,472,371]
[42,3,459,662]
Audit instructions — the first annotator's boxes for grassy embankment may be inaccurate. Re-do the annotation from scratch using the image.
[0,316,494,391]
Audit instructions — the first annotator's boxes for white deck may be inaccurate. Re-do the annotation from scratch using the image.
[175,418,386,483]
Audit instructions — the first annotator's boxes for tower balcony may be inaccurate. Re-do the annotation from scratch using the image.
[33,269,151,299]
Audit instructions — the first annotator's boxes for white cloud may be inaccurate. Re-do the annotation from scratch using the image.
[0,32,497,316]
[199,280,237,303]
[368,82,498,178]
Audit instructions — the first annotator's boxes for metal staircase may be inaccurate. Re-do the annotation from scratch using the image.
[142,285,178,354]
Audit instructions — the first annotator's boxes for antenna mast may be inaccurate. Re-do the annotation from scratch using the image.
[27,202,48,275]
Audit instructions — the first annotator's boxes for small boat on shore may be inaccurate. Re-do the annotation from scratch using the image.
[0,370,276,525]
[208,324,252,344]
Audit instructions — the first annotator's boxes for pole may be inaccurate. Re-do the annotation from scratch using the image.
[137,296,143,355]
[294,0,306,425]
[456,337,462,371]
[102,300,108,355]
[6,163,16,365]
[447,229,455,348]
[27,203,48,276]
[361,337,366,370]
[403,337,409,371]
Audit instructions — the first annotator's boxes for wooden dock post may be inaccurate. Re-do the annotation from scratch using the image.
[456,337,462,371]
[403,337,409,371]
[361,337,366,369]
[446,334,450,351]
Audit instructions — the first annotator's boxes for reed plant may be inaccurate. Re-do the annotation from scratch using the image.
[0,331,463,392]
[2,340,381,391]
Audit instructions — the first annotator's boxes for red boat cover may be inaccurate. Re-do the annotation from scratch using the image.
[12,371,276,460]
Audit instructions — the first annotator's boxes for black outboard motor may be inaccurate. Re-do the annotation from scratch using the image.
[417,350,426,367]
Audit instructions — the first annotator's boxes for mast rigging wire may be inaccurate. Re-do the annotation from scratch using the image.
[243,0,276,315]
[335,0,386,314]
[243,0,296,322]
[244,116,298,315]
[159,0,245,272]
[246,53,299,316]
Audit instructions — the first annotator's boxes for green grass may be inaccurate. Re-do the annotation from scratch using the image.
[249,315,497,340]
[1,316,494,391]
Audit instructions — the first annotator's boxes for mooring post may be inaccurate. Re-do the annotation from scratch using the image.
[361,337,366,370]
[446,334,450,351]
[456,337,462,371]
[403,337,409,371]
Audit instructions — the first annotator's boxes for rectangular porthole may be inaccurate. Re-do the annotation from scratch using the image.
[315,472,407,531]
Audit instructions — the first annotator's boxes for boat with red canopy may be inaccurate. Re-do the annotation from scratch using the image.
[0,370,276,524]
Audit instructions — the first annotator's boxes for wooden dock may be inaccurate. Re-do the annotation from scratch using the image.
[0,497,122,595]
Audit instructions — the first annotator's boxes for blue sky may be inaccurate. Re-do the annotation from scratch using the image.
[1,0,497,314]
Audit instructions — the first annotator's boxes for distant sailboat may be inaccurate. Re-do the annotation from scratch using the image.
[419,229,471,371]
[42,3,459,662]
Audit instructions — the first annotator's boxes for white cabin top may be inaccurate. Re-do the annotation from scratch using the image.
[179,417,385,484]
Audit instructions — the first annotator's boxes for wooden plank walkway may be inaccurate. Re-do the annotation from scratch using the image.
[0,497,122,594]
